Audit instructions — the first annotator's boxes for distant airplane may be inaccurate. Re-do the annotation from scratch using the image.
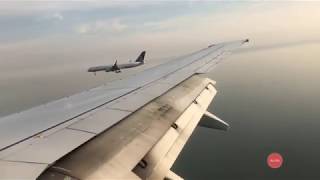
[88,51,146,74]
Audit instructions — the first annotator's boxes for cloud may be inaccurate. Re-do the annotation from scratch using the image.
[136,2,320,48]
[51,13,64,21]
[76,19,128,34]
[0,1,158,16]
[38,12,64,21]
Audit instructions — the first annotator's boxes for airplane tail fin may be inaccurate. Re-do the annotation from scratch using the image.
[135,51,146,63]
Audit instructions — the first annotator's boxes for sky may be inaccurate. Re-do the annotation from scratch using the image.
[1,1,320,79]
[1,2,320,179]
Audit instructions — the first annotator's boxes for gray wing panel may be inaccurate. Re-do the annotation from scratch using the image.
[0,87,135,151]
[0,161,47,180]
[3,129,94,164]
[69,108,131,134]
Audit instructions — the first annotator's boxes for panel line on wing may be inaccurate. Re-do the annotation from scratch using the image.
[1,159,49,165]
[66,127,97,135]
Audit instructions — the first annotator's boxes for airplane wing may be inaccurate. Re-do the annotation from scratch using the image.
[0,39,248,180]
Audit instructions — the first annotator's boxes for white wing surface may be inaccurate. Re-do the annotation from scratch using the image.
[0,39,248,179]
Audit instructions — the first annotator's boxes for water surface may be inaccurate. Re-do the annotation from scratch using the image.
[173,43,320,180]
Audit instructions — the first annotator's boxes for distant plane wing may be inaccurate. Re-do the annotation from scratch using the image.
[0,39,248,179]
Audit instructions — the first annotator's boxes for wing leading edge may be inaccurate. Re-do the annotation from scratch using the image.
[0,39,248,179]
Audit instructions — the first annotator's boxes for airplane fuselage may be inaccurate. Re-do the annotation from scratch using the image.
[88,62,143,73]
[88,51,146,73]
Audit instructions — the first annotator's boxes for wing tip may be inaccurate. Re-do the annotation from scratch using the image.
[208,38,249,48]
